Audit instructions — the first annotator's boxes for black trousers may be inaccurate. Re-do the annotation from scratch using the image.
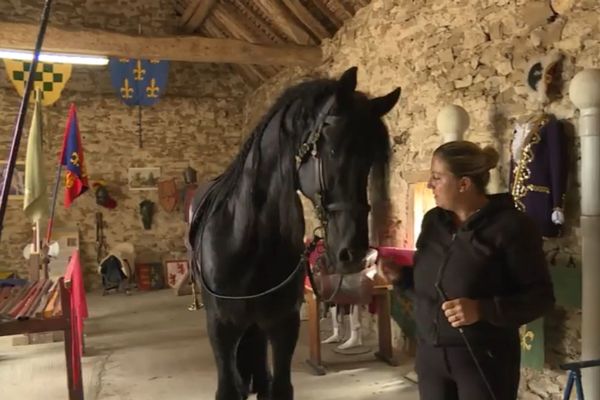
[415,341,520,400]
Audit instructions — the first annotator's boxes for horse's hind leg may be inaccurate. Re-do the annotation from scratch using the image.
[266,311,300,400]
[206,313,246,400]
[237,325,270,399]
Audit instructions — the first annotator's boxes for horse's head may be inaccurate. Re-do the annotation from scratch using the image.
[297,67,400,275]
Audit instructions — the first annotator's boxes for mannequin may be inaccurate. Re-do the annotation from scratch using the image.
[510,50,568,237]
[311,239,368,350]
[321,304,363,349]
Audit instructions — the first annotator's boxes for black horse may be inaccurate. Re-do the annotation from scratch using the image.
[188,67,400,400]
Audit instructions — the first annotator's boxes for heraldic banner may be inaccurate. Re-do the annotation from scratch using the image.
[520,317,545,370]
[3,59,72,106]
[108,58,169,106]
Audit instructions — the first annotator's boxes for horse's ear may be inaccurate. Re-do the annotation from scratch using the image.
[370,87,401,117]
[336,67,358,104]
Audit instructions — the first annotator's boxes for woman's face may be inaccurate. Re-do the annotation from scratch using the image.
[427,155,462,210]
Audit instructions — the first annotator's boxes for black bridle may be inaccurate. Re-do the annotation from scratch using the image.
[295,95,372,237]
[198,95,370,301]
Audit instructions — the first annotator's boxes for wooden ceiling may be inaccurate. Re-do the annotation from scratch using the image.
[173,0,372,86]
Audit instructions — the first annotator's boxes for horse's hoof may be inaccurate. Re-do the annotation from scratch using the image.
[268,383,293,400]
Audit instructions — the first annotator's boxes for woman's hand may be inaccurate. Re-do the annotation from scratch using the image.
[441,298,481,327]
[377,259,402,284]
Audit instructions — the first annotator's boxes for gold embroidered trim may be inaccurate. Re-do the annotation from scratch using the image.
[526,184,550,194]
[511,115,550,211]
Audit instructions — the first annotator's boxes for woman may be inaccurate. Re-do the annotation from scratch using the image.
[384,141,554,400]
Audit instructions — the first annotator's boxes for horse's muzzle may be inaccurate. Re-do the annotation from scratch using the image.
[335,247,378,274]
[312,248,379,304]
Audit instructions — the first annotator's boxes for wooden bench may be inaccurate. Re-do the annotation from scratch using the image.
[0,277,83,400]
[304,283,397,375]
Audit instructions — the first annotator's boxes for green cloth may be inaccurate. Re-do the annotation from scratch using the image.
[520,317,545,370]
[23,91,48,222]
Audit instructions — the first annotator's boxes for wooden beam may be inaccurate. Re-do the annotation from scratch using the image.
[201,20,267,86]
[325,0,353,21]
[254,0,315,45]
[180,0,217,33]
[174,0,187,16]
[310,0,342,29]
[211,2,268,44]
[231,1,286,44]
[0,21,322,67]
[206,14,280,79]
[282,0,330,40]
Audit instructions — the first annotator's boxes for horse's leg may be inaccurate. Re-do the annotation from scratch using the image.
[266,311,300,400]
[237,325,271,399]
[206,312,246,400]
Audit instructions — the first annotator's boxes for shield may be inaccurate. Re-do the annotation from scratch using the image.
[158,179,178,212]
[108,58,169,106]
[183,184,198,222]
[3,59,72,106]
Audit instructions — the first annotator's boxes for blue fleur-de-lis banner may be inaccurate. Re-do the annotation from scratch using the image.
[108,58,169,106]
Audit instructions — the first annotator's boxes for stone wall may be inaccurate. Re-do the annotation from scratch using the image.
[0,1,250,285]
[1,0,179,35]
[0,61,248,285]
[243,0,599,397]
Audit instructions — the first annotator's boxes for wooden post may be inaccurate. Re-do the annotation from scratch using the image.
[59,278,83,400]
[374,288,398,366]
[304,288,326,375]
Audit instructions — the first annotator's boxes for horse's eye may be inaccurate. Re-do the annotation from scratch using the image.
[329,148,336,157]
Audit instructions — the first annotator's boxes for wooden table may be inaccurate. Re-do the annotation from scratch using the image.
[0,278,83,400]
[304,283,397,375]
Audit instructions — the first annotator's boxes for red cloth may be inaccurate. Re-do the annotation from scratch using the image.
[304,239,325,288]
[377,246,415,267]
[64,250,88,387]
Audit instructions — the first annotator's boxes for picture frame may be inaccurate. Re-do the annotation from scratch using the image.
[0,160,25,199]
[128,167,161,190]
[164,259,189,289]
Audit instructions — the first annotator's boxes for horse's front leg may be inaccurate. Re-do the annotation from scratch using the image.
[266,310,300,400]
[206,312,246,400]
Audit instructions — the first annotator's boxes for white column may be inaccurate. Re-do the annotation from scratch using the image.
[436,104,470,143]
[569,68,600,399]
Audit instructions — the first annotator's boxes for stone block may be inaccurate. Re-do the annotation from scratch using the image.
[519,1,556,30]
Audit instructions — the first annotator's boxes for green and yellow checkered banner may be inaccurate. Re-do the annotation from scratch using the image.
[3,59,72,106]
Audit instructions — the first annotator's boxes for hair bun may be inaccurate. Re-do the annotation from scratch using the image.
[481,145,500,170]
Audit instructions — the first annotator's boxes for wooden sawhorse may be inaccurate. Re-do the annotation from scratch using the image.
[0,278,83,400]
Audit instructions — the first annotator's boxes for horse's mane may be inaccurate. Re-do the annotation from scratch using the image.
[190,77,392,244]
[190,78,338,235]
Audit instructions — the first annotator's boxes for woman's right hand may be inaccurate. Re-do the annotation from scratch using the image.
[377,259,402,284]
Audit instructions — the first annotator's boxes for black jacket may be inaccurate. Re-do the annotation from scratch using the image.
[410,193,555,347]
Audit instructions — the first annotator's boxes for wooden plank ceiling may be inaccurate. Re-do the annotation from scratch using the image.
[174,0,371,86]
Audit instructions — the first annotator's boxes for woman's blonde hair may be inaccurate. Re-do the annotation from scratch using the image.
[433,141,499,193]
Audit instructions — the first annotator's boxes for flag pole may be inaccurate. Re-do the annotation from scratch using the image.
[42,104,69,276]
[42,159,63,280]
[45,162,63,244]
[0,0,54,242]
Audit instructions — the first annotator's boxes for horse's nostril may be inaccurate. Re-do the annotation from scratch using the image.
[338,248,354,263]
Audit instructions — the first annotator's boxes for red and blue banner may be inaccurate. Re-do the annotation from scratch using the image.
[60,104,88,208]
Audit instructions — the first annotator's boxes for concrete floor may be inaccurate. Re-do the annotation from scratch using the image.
[0,289,419,400]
